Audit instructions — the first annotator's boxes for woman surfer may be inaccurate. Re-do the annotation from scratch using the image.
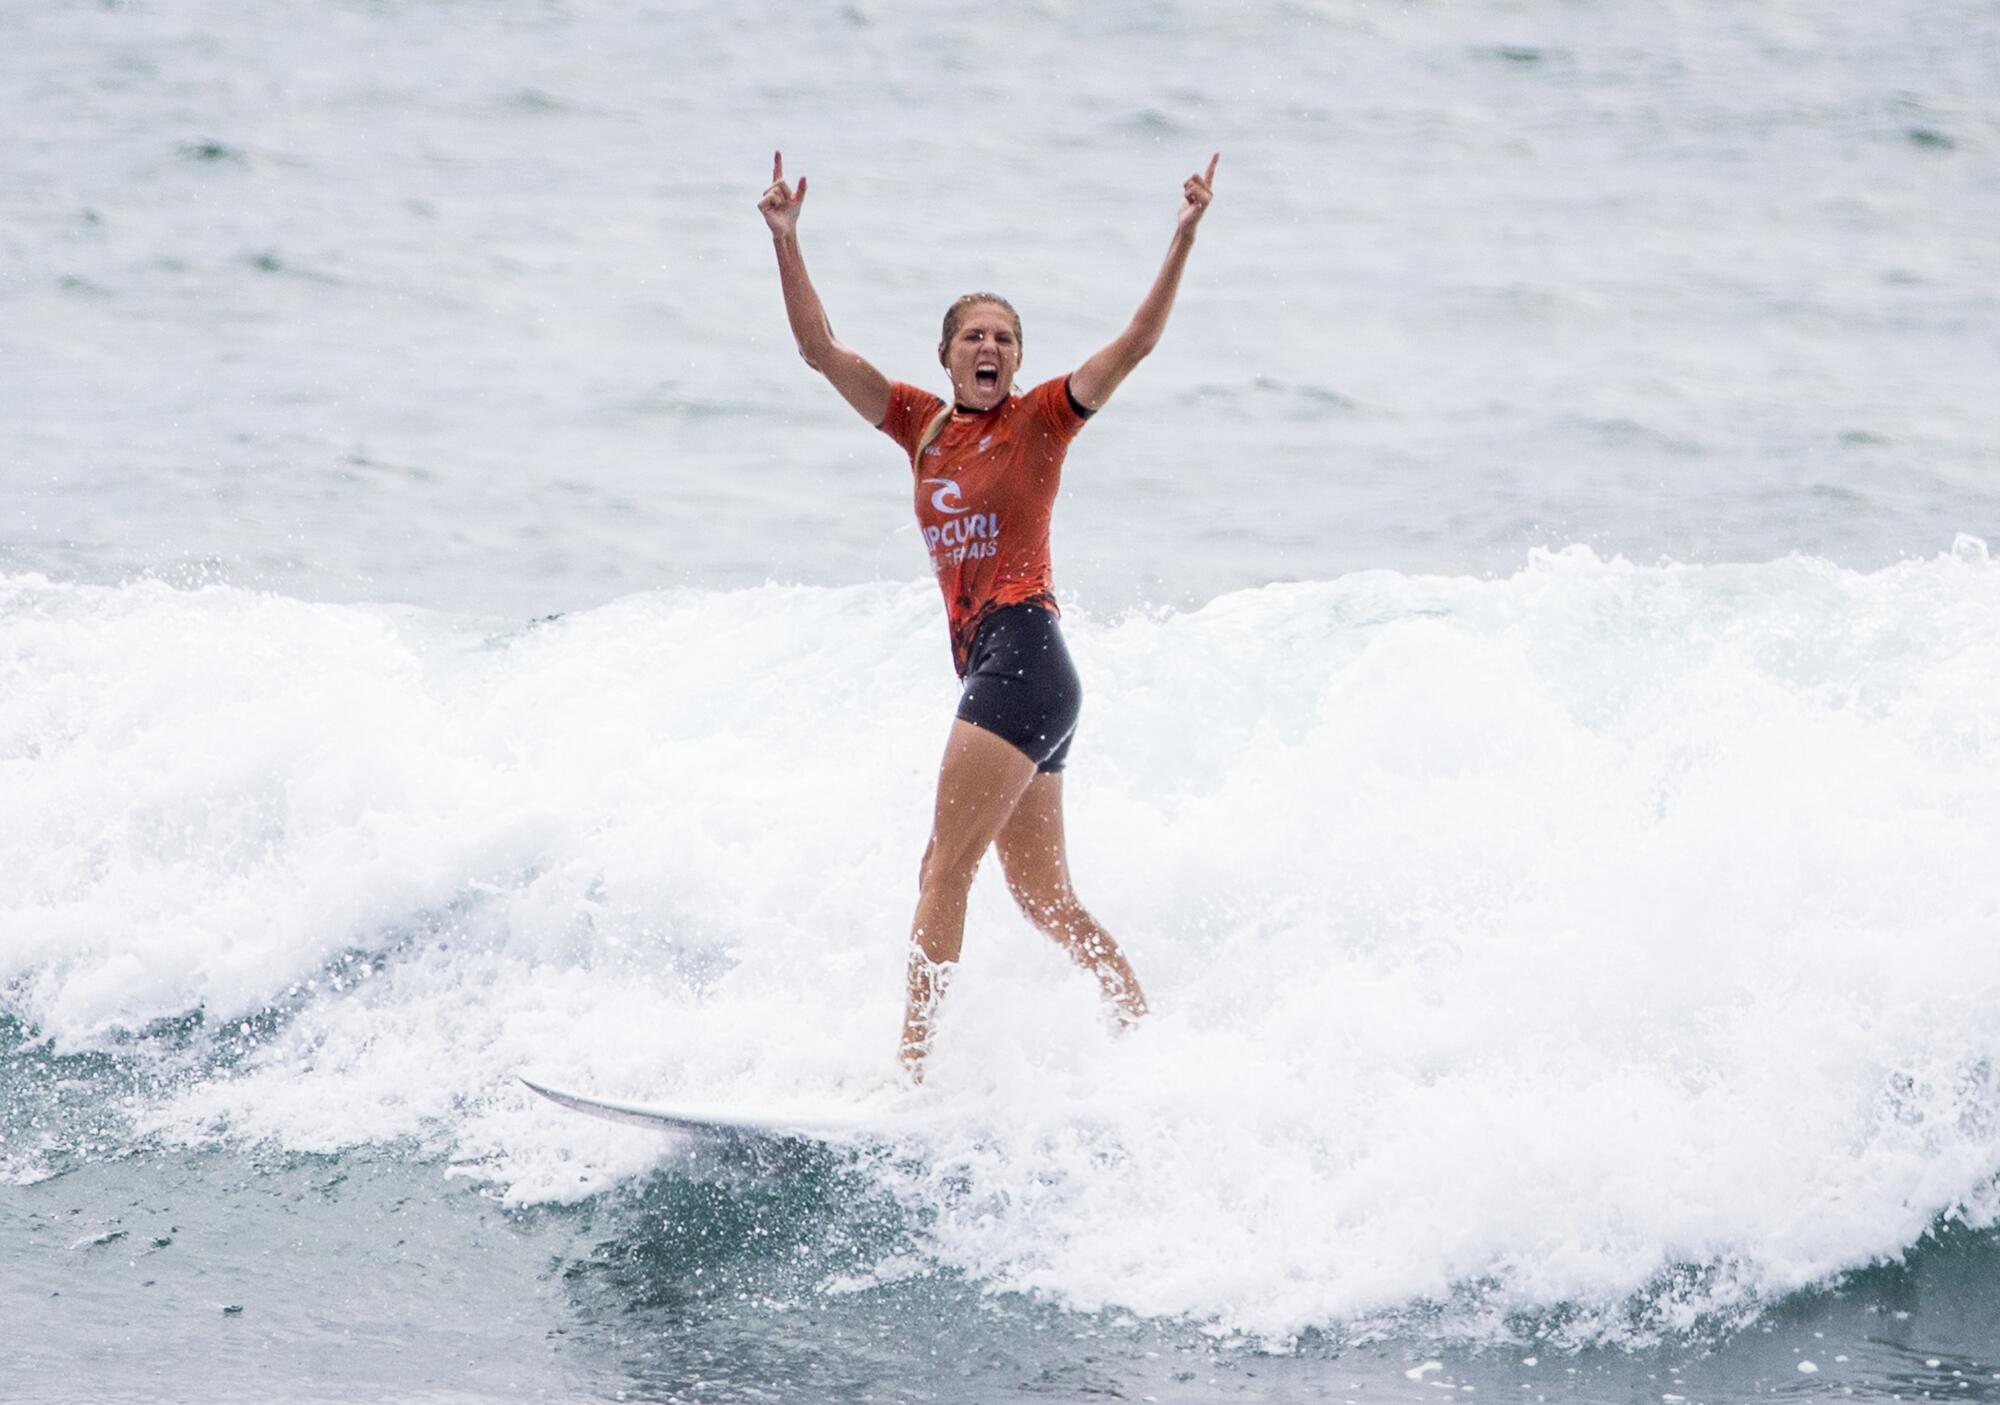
[757,150,1219,1078]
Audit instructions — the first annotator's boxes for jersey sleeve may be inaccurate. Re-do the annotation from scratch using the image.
[877,381,949,460]
[1026,375,1093,445]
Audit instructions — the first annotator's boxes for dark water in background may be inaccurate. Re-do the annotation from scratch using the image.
[4,0,1996,618]
[7,0,2000,1400]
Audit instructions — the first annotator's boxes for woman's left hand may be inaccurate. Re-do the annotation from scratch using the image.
[1177,153,1219,233]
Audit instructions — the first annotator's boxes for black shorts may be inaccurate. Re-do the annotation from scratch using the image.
[955,603,1081,773]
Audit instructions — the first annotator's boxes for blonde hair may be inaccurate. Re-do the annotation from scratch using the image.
[912,404,952,472]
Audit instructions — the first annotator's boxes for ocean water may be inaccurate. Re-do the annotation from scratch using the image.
[5,2,1999,1402]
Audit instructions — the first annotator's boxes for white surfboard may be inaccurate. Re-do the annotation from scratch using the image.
[518,1075,874,1143]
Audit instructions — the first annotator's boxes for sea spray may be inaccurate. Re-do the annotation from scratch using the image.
[5,543,1999,1343]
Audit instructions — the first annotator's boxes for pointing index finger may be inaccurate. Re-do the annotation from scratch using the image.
[1204,152,1219,185]
[773,150,784,184]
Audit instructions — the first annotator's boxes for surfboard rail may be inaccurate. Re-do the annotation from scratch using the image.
[518,1074,872,1141]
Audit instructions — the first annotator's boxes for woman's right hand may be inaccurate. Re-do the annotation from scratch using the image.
[757,151,807,236]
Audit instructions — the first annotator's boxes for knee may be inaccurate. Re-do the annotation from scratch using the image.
[1011,882,1084,934]
[919,839,981,899]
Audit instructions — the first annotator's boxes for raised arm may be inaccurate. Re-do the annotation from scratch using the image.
[1069,154,1219,413]
[758,152,892,426]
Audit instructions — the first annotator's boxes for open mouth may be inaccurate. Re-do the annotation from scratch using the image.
[974,365,999,390]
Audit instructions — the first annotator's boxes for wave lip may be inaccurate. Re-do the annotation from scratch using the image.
[4,543,1999,1343]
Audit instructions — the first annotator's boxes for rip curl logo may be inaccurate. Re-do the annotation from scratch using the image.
[922,478,966,515]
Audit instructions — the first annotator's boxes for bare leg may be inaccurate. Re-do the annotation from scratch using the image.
[902,719,1038,1078]
[995,772,1149,1025]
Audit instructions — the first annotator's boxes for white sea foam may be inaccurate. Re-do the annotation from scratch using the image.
[5,543,2000,1341]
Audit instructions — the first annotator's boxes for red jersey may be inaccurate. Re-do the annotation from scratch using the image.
[878,376,1092,673]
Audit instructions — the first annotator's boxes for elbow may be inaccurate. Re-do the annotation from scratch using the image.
[1122,322,1164,362]
[1125,335,1160,364]
[796,332,841,373]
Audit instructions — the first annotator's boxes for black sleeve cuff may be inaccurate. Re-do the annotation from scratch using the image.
[1064,375,1096,420]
